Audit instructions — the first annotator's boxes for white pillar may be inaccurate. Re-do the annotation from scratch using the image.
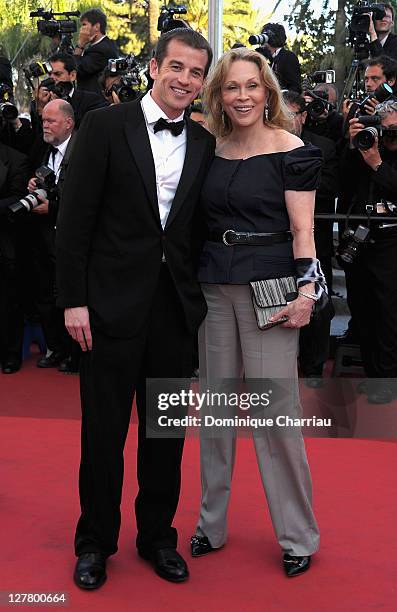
[208,0,223,63]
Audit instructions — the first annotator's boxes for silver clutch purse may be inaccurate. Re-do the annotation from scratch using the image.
[249,276,298,330]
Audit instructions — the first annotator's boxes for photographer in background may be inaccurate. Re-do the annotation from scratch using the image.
[369,3,397,59]
[0,142,30,374]
[0,56,33,155]
[48,52,107,126]
[26,99,77,373]
[339,97,397,403]
[284,90,338,385]
[73,9,118,95]
[304,82,344,146]
[259,22,301,92]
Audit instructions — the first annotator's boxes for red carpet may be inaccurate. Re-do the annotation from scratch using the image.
[1,356,396,611]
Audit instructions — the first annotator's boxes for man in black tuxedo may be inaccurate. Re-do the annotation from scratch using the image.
[260,22,301,93]
[73,8,119,95]
[369,3,397,60]
[56,28,214,588]
[27,99,75,370]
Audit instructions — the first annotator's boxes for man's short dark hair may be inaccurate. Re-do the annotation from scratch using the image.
[154,28,213,76]
[48,52,77,74]
[367,55,397,82]
[81,8,107,34]
[283,90,306,113]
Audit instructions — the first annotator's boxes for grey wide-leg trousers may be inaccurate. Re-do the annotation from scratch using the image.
[195,284,320,556]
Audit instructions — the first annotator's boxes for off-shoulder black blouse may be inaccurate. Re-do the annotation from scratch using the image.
[198,143,323,284]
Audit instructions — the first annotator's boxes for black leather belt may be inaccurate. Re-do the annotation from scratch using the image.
[209,230,293,246]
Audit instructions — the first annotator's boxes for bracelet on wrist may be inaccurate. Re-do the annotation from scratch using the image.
[298,290,319,302]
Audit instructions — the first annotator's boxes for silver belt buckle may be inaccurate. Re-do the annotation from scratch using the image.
[222,229,235,246]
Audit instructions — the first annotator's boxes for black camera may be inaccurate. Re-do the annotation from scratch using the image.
[337,224,371,264]
[305,90,333,120]
[350,1,386,33]
[23,60,52,80]
[8,166,57,218]
[352,113,382,149]
[106,76,140,103]
[41,78,74,100]
[359,82,393,115]
[30,7,80,54]
[157,4,188,33]
[107,56,142,103]
[0,82,18,122]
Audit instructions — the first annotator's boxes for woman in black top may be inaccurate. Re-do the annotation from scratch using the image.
[190,48,324,577]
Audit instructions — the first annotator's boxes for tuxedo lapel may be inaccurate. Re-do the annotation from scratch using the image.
[165,119,207,229]
[123,102,160,224]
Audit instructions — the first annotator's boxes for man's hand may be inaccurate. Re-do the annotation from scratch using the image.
[35,86,51,114]
[349,116,365,143]
[31,195,49,215]
[65,306,92,351]
[360,136,382,169]
[28,177,37,193]
[78,24,95,48]
[362,95,378,115]
[367,12,378,41]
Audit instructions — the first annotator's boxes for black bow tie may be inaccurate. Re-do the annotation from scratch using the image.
[153,117,185,136]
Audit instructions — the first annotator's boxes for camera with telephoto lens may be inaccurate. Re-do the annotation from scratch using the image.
[0,82,18,122]
[158,4,188,33]
[7,166,57,218]
[352,113,383,149]
[337,224,371,264]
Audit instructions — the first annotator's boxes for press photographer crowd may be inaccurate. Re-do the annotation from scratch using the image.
[1,2,397,408]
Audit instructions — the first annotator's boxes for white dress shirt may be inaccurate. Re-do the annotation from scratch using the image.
[140,91,186,229]
[48,134,72,184]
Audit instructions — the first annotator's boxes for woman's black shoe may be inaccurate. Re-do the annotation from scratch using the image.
[190,535,215,557]
[73,553,107,590]
[283,553,311,577]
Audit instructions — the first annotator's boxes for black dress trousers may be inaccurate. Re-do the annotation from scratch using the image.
[75,264,194,557]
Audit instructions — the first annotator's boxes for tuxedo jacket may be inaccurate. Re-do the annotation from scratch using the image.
[70,89,108,128]
[75,37,119,95]
[271,48,301,93]
[56,101,215,337]
[369,33,397,60]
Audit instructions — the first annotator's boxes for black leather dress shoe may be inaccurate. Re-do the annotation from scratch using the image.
[37,352,65,368]
[283,553,311,577]
[140,548,189,583]
[58,357,79,374]
[2,359,21,374]
[73,553,107,590]
[190,535,215,557]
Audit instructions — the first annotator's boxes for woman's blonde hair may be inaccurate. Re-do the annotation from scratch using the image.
[203,47,293,138]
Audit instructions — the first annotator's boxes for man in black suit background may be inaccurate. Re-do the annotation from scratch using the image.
[260,22,301,93]
[27,99,75,370]
[369,3,397,60]
[73,8,119,95]
[56,28,214,589]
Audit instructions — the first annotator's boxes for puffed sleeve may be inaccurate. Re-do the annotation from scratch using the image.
[283,144,323,191]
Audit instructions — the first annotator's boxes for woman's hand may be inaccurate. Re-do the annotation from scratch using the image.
[270,295,314,329]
